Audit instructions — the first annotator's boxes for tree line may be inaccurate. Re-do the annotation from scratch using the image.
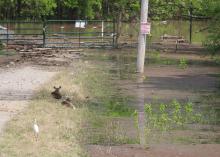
[0,0,219,53]
[0,0,214,20]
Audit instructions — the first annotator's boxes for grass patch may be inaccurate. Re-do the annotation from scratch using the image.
[142,100,219,144]
[71,61,137,145]
[148,51,180,66]
[0,49,16,56]
[72,61,135,117]
[174,136,197,144]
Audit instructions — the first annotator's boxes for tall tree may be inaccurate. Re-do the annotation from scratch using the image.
[203,0,220,54]
[105,0,140,46]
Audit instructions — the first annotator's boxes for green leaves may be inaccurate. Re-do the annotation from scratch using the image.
[144,100,206,133]
[203,0,220,54]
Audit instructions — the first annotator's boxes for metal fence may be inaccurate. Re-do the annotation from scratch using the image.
[0,20,116,48]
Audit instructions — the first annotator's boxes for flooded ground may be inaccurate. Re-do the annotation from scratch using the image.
[0,20,208,45]
[82,48,220,156]
[0,44,219,156]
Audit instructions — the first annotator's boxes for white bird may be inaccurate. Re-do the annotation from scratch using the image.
[33,119,39,141]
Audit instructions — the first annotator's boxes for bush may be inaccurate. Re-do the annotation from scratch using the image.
[204,23,220,55]
[203,0,220,55]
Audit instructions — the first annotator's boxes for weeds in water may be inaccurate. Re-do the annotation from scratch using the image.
[142,100,209,144]
[179,57,188,69]
[150,51,161,62]
[144,100,202,131]
[148,51,178,65]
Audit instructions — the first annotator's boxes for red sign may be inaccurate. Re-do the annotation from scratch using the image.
[141,22,151,34]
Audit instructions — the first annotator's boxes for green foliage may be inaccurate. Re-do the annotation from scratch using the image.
[62,0,102,19]
[143,99,218,144]
[107,101,134,117]
[179,57,188,69]
[0,0,57,19]
[104,0,140,20]
[203,0,220,54]
[149,0,205,20]
[0,0,217,21]
[22,0,57,19]
[144,100,203,133]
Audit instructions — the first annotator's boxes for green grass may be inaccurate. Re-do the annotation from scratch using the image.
[174,137,197,144]
[0,49,16,56]
[71,61,137,145]
[142,100,219,145]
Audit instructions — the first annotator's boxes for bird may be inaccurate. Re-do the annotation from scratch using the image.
[33,119,39,141]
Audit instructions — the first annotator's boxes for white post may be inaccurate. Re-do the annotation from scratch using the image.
[136,0,149,147]
[101,20,104,42]
[137,0,149,73]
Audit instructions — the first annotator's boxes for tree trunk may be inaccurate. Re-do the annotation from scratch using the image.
[16,0,22,19]
[115,11,122,48]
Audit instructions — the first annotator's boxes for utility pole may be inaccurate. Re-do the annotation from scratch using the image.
[137,0,149,73]
[136,0,149,147]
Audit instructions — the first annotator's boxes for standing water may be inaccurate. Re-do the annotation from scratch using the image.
[84,48,220,146]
